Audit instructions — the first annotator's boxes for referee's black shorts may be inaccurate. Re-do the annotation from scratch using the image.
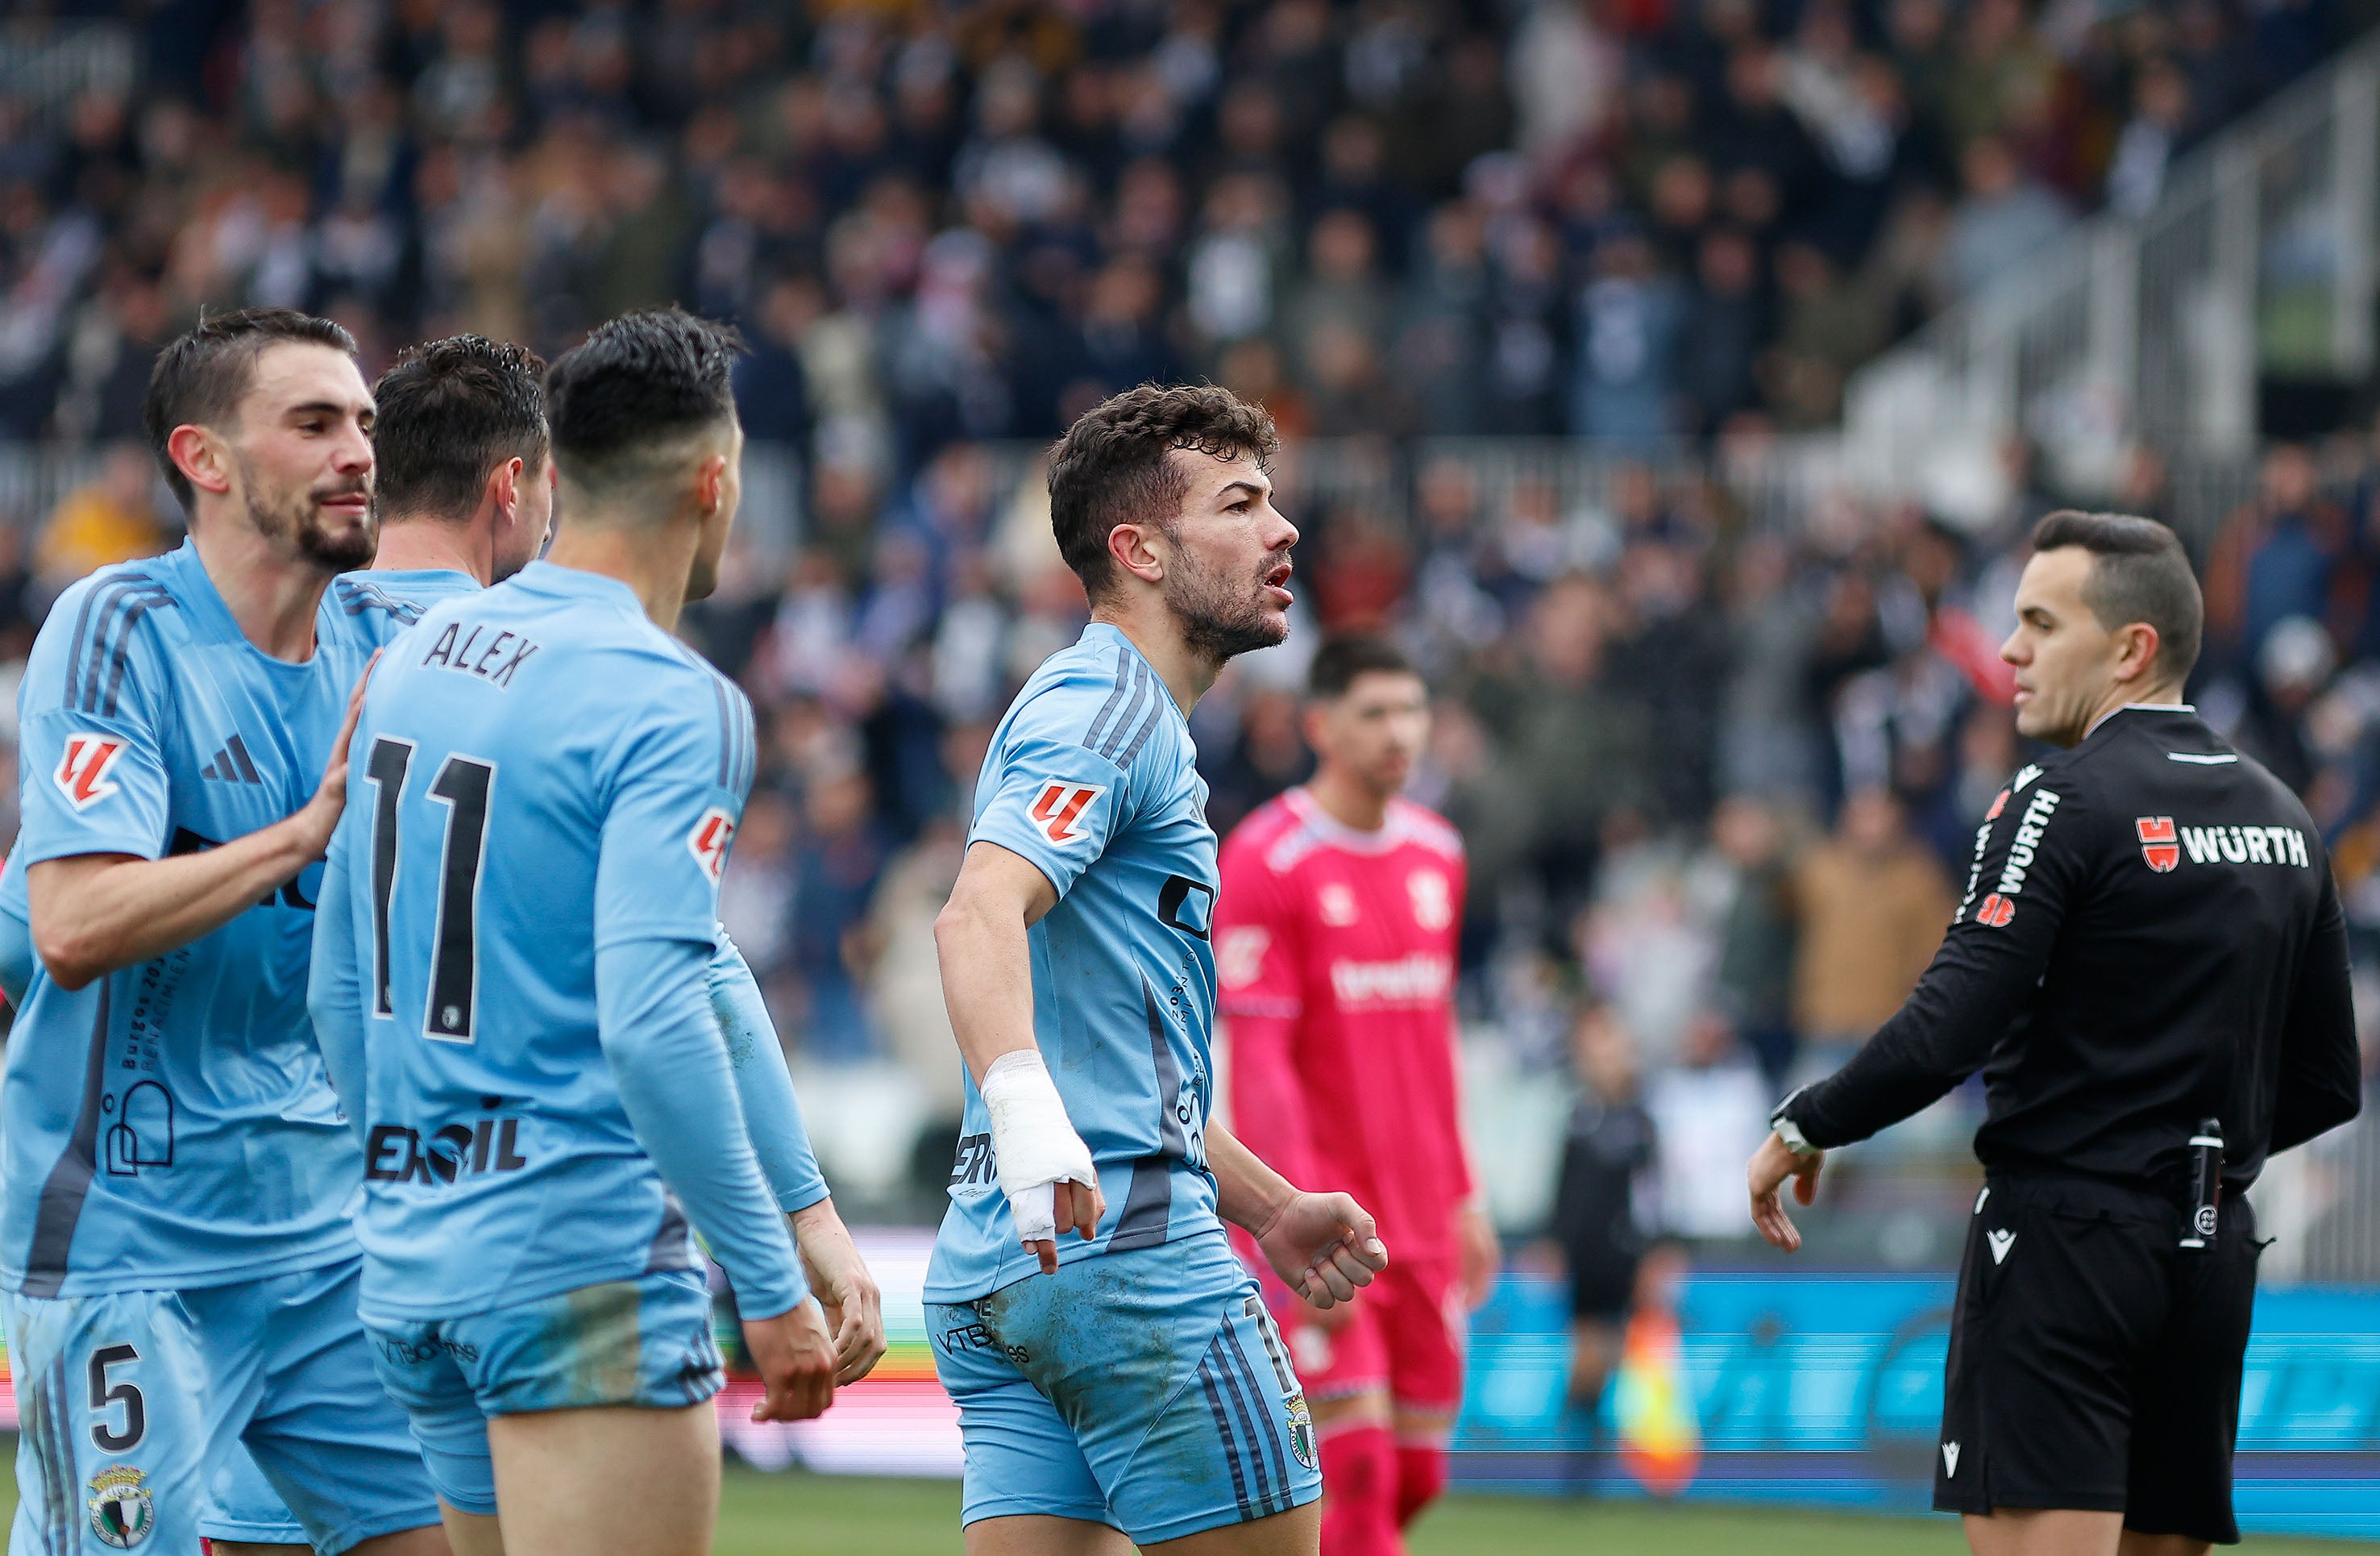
[1933,1172,2263,1544]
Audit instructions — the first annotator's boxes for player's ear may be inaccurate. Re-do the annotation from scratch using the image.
[693,451,729,518]
[2117,620,2162,684]
[1106,520,1164,586]
[167,424,233,499]
[488,456,522,522]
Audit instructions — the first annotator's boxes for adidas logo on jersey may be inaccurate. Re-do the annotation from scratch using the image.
[199,734,263,784]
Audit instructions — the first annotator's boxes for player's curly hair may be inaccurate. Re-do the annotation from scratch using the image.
[373,335,548,522]
[1046,384,1280,602]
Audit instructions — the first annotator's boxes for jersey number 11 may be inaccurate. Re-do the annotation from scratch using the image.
[365,735,495,1043]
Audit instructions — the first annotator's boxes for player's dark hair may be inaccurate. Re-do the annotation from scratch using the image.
[143,306,357,511]
[1046,384,1280,601]
[372,335,549,522]
[1308,634,1418,700]
[2032,510,2203,683]
[544,307,744,495]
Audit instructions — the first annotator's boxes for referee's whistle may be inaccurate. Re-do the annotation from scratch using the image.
[2180,1117,2224,1252]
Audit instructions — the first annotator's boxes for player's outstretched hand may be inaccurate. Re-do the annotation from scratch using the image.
[1747,1130,1825,1252]
[743,1296,837,1423]
[295,651,379,859]
[792,1200,889,1384]
[1256,1190,1389,1310]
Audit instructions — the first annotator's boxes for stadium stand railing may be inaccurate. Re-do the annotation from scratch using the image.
[1845,26,2380,527]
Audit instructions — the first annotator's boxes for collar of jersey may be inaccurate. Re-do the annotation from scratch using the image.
[1081,622,1188,734]
[2085,701,2197,739]
[513,559,646,615]
[159,539,317,673]
[368,567,478,596]
[1284,786,1408,854]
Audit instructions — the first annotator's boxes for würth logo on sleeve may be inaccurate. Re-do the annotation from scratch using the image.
[1028,781,1106,844]
[1975,894,2016,927]
[687,806,736,882]
[2137,816,2180,872]
[54,734,127,809]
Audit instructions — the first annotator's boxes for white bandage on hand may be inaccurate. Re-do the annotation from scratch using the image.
[981,1049,1098,1246]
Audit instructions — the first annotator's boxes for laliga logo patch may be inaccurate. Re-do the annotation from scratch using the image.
[2137,816,2180,872]
[1408,868,1453,930]
[687,806,736,882]
[56,734,127,809]
[1975,893,2015,928]
[1028,781,1106,845]
[87,1465,154,1548]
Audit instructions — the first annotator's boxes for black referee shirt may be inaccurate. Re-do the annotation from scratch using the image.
[1783,705,2361,1192]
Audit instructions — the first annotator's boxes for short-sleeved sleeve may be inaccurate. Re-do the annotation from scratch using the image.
[14,583,175,866]
[969,689,1134,900]
[593,674,750,952]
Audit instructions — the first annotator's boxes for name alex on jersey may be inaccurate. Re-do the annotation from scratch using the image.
[1959,773,2313,929]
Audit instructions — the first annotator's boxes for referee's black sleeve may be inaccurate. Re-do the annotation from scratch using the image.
[1790,772,2089,1150]
[2271,865,2360,1153]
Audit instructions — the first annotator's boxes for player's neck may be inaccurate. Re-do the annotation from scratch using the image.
[546,522,695,632]
[187,505,333,662]
[1305,767,1393,833]
[1091,604,1214,715]
[372,516,490,585]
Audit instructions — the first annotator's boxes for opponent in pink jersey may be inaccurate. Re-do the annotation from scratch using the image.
[1216,637,1499,1556]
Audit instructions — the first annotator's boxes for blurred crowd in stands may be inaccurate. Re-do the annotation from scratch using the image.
[2,0,2380,1241]
[0,0,2361,460]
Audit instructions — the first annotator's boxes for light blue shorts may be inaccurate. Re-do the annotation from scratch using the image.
[928,1229,1323,1546]
[7,1258,436,1554]
[363,1267,725,1516]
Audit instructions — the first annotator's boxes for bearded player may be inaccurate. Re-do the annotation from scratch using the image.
[1215,636,1495,1556]
[928,384,1390,1556]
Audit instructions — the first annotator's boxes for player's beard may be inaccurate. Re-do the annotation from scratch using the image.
[1165,535,1290,665]
[237,452,377,572]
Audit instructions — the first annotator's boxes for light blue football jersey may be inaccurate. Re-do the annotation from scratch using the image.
[311,560,804,1325]
[323,562,828,1217]
[0,541,404,1296]
[924,623,1223,1303]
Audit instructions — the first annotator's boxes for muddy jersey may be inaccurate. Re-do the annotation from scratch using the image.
[1781,705,2360,1190]
[926,624,1223,1302]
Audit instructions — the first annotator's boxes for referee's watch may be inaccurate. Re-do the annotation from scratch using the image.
[1769,1090,1821,1159]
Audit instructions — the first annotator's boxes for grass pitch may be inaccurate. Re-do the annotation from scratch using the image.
[709,1469,2366,1554]
[1,1459,2362,1550]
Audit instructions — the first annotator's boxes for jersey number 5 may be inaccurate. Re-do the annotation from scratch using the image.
[366,736,496,1043]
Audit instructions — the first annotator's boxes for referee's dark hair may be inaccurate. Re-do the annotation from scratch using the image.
[372,335,548,522]
[1047,384,1281,603]
[1308,635,1417,700]
[2032,509,2204,683]
[545,307,743,499]
[143,306,357,512]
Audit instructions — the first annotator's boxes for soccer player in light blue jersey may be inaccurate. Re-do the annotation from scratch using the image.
[1,308,444,1556]
[308,310,836,1556]
[928,385,1391,1556]
[344,330,886,1389]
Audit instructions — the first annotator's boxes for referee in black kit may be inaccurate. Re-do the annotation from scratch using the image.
[1747,510,2363,1556]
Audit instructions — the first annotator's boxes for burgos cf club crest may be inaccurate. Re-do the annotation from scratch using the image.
[87,1465,154,1548]
[1285,1390,1319,1470]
